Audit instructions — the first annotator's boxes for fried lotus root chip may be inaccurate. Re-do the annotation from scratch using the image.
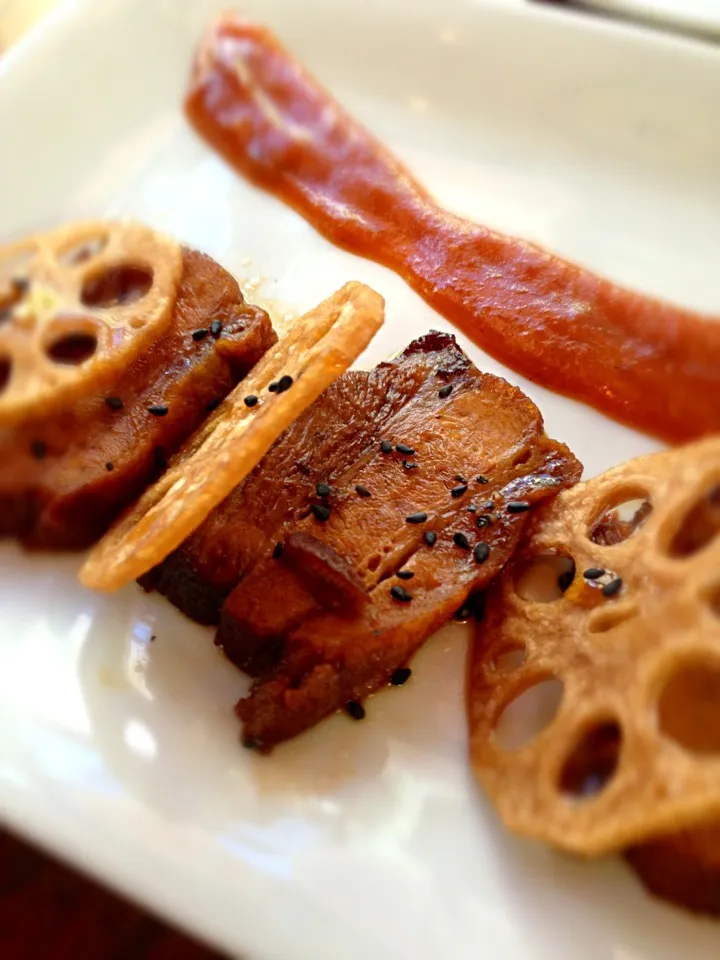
[468,438,720,857]
[0,221,183,423]
[80,281,384,591]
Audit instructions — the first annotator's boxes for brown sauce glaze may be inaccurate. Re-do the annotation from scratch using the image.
[186,16,720,445]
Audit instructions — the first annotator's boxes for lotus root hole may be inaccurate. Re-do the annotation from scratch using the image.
[559,720,622,798]
[81,263,153,309]
[493,676,564,751]
[514,554,575,603]
[668,485,720,558]
[587,604,637,634]
[0,358,11,394]
[658,660,720,754]
[490,646,526,673]
[46,332,98,366]
[589,491,652,546]
[59,235,108,266]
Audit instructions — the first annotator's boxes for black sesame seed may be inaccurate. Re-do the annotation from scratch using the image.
[455,475,468,484]
[316,482,331,497]
[467,505,477,513]
[355,484,371,498]
[242,736,261,750]
[396,570,414,580]
[476,515,492,529]
[276,374,294,393]
[476,476,489,484]
[148,405,169,417]
[396,443,415,456]
[150,635,156,642]
[104,396,123,411]
[474,542,490,564]
[583,567,605,580]
[453,531,471,551]
[438,384,453,399]
[390,667,412,686]
[424,531,437,546]
[206,397,222,412]
[192,328,209,342]
[210,320,223,338]
[346,700,365,721]
[402,460,418,470]
[558,570,574,592]
[602,578,623,598]
[244,395,258,408]
[507,500,531,514]
[480,501,495,511]
[451,484,468,498]
[380,440,393,454]
[390,585,413,603]
[12,276,30,294]
[154,447,167,471]
[268,381,279,393]
[272,541,284,559]
[406,512,428,524]
[105,461,114,472]
[311,503,331,522]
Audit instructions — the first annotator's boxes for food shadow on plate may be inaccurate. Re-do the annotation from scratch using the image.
[76,585,472,827]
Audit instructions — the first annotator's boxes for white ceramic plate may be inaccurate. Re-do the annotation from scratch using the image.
[578,0,720,37]
[1,1,719,958]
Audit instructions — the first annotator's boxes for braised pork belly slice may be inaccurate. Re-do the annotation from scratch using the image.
[213,342,581,748]
[0,249,275,549]
[237,438,579,750]
[141,331,468,625]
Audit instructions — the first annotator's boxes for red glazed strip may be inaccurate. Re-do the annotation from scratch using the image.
[186,16,720,444]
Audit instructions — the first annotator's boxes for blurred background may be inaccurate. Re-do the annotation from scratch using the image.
[2,0,720,50]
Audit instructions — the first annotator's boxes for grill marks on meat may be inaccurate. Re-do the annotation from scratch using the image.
[0,249,275,549]
[142,332,469,625]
